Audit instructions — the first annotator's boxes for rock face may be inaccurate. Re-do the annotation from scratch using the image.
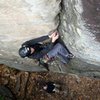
[0,0,61,70]
[59,0,100,66]
[0,0,100,73]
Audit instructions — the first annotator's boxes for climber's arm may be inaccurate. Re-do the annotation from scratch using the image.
[22,35,49,47]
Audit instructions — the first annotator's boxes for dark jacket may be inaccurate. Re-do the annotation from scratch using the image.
[22,35,54,60]
[45,82,55,93]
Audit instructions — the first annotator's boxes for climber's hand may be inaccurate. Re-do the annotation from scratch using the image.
[51,32,59,43]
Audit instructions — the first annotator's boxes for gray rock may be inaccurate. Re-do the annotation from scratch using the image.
[59,0,100,66]
[0,0,61,71]
[0,0,100,77]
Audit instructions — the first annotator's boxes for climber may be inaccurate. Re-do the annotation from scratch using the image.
[43,81,61,93]
[19,30,74,71]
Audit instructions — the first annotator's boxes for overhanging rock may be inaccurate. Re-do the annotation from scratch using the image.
[0,0,100,76]
[0,0,61,71]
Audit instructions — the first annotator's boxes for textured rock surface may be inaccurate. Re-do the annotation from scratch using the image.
[0,0,61,70]
[0,0,100,74]
[59,0,100,66]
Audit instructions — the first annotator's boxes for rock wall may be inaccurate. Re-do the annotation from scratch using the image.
[0,0,61,71]
[59,0,100,66]
[0,0,100,73]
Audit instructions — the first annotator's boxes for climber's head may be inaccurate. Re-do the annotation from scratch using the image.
[19,46,35,58]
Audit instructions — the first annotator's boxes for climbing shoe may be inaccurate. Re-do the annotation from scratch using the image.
[68,54,74,59]
[38,58,50,71]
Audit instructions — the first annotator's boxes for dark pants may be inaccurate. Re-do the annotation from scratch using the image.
[47,43,70,64]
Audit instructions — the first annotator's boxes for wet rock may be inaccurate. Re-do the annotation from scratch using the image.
[59,0,100,66]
